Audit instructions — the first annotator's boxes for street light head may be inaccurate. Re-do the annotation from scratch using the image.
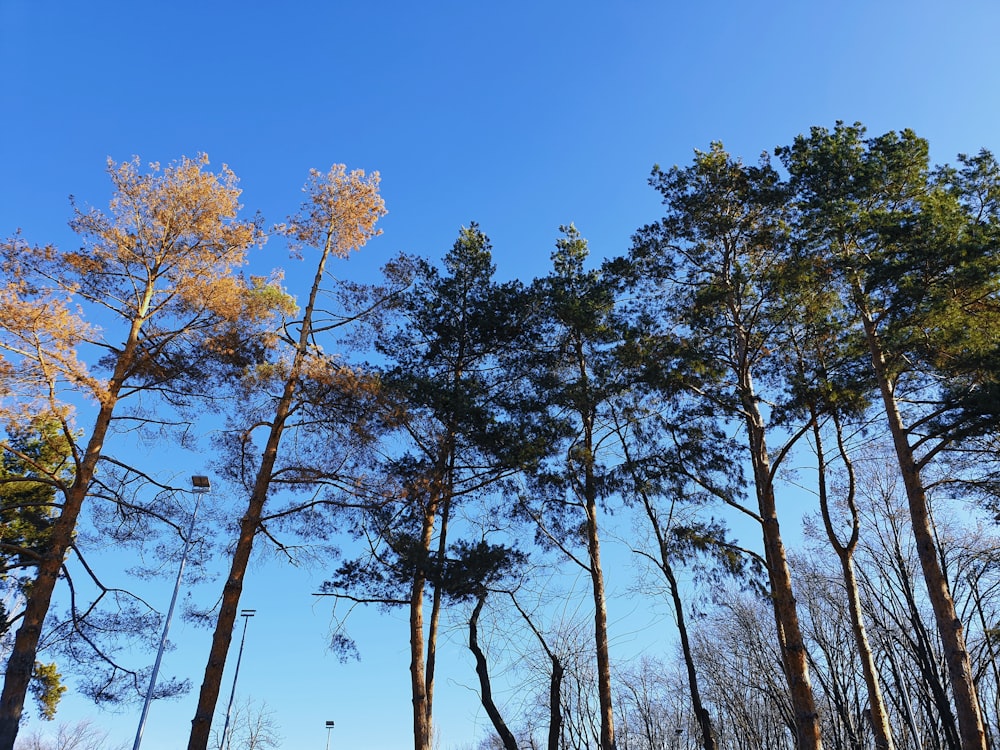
[191,475,211,493]
[240,609,256,618]
[325,720,335,728]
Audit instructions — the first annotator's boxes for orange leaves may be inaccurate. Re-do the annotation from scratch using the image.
[280,165,387,259]
[0,156,385,430]
[0,258,97,424]
[0,155,280,426]
[68,154,264,323]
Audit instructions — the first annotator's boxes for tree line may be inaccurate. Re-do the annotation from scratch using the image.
[0,123,998,750]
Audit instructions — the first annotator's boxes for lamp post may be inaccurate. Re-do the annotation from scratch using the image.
[132,475,210,750]
[325,720,335,750]
[219,609,256,749]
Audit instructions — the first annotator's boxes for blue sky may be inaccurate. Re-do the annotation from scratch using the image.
[3,2,1000,749]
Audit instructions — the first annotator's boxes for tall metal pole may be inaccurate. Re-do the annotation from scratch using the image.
[325,720,335,750]
[133,475,210,750]
[219,609,256,750]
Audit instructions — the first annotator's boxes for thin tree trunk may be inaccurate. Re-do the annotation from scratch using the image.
[509,593,563,750]
[663,561,718,750]
[624,422,717,750]
[424,456,455,738]
[468,595,519,750]
[855,289,987,750]
[813,415,895,750]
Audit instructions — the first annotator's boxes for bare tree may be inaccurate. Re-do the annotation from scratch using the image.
[14,720,125,750]
[210,697,282,750]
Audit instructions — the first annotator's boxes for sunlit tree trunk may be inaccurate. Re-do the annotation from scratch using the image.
[408,495,436,750]
[0,280,154,749]
[741,391,824,750]
[854,285,987,750]
[187,166,384,750]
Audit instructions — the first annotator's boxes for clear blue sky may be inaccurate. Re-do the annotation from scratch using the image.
[2,2,1000,749]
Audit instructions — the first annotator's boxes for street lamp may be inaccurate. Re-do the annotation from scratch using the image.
[219,609,257,749]
[132,475,210,750]
[325,720,335,750]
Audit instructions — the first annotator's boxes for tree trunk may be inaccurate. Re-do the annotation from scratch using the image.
[585,494,616,750]
[408,492,438,750]
[409,571,431,750]
[855,291,987,750]
[742,395,824,750]
[468,595,519,750]
[186,446,278,750]
[663,559,718,750]
[813,417,895,750]
[548,653,564,750]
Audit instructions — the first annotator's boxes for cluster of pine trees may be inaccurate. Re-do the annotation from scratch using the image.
[1,123,998,750]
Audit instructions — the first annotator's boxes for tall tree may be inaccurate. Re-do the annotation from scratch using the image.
[0,155,279,750]
[628,145,825,749]
[321,225,537,750]
[780,123,999,750]
[187,165,385,750]
[775,252,897,750]
[518,225,624,750]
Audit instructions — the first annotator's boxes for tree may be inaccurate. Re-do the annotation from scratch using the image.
[187,165,385,750]
[519,225,626,750]
[0,155,281,750]
[320,224,535,750]
[805,413,896,750]
[774,264,897,750]
[610,400,749,750]
[13,719,125,750]
[691,589,797,750]
[1,419,74,722]
[627,144,824,749]
[209,697,282,750]
[780,123,1000,749]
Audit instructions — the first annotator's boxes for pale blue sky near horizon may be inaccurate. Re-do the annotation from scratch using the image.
[3,2,1000,749]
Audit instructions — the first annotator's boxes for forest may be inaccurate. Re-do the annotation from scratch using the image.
[1,122,999,750]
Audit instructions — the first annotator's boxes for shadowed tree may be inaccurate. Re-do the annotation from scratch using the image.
[1,419,73,722]
[320,225,541,750]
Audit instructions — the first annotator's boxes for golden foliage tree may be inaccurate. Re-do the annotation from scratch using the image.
[187,165,386,750]
[0,155,286,750]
